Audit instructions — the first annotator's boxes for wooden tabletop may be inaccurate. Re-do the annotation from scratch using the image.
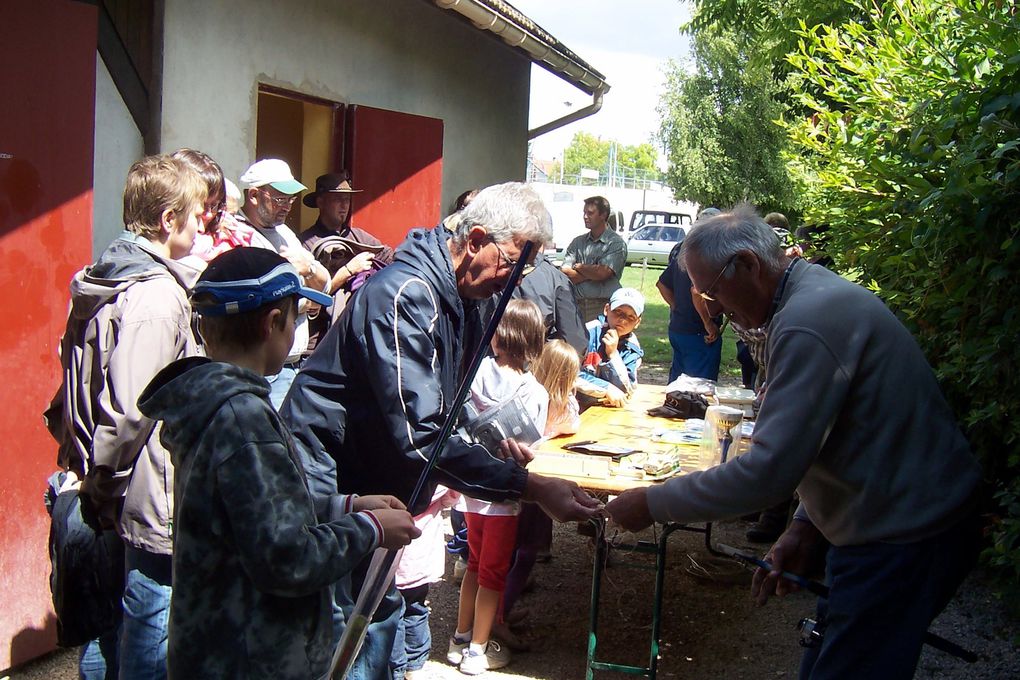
[532,384,710,493]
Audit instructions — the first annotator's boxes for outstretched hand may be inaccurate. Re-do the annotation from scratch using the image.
[750,518,826,606]
[605,488,654,532]
[524,474,602,523]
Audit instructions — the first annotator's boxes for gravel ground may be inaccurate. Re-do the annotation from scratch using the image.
[8,367,1018,679]
[11,520,1017,680]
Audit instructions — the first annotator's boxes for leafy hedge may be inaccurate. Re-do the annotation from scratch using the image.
[783,0,1020,583]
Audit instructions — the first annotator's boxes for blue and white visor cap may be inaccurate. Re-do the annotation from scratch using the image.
[193,262,333,316]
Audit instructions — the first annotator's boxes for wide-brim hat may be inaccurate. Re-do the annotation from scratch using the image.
[303,171,363,207]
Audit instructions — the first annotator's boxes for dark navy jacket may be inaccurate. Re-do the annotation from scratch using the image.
[281,226,528,514]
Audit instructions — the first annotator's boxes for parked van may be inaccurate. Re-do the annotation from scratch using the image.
[628,209,694,232]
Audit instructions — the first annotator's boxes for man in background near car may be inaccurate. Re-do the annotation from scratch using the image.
[656,208,724,381]
[561,195,627,322]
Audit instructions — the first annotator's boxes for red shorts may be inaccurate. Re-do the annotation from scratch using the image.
[465,512,519,591]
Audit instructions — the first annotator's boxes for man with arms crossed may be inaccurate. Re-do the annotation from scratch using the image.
[561,195,628,321]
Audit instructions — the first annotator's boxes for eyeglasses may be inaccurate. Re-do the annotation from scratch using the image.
[696,254,737,302]
[491,239,537,276]
[259,189,297,207]
[491,241,519,270]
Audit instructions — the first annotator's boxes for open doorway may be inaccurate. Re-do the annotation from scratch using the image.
[255,85,344,233]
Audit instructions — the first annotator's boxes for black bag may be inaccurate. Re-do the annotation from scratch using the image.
[47,484,125,647]
[647,390,709,420]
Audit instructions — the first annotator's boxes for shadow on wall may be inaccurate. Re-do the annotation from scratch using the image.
[5,613,58,676]
[0,158,44,240]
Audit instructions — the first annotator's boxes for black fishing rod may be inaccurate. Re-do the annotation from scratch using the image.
[324,240,536,679]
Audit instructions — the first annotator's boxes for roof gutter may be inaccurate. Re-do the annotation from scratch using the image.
[432,0,610,139]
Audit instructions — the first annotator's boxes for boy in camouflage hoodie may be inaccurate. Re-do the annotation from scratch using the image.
[139,248,419,679]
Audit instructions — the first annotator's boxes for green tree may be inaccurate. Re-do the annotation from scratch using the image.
[783,0,1020,584]
[657,30,797,212]
[686,0,865,74]
[558,132,660,185]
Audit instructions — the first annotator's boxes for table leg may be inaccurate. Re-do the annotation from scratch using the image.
[586,517,607,680]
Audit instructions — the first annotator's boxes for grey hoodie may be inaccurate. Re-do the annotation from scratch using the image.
[139,357,379,679]
[46,232,199,554]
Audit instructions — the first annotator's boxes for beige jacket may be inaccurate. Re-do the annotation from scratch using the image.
[46,233,199,554]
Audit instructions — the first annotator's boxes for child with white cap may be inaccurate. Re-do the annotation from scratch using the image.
[576,287,645,408]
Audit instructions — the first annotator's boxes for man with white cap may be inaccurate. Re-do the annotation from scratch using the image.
[238,158,330,408]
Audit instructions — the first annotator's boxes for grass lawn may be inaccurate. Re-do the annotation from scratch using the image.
[620,263,742,381]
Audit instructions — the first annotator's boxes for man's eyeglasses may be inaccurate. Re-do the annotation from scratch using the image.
[696,254,737,302]
[492,240,536,277]
[259,189,297,207]
[492,241,518,269]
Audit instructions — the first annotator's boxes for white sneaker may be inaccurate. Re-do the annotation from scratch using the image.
[447,636,469,665]
[459,640,511,675]
[452,556,468,584]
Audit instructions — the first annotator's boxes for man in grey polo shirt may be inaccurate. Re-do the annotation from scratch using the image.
[561,195,628,321]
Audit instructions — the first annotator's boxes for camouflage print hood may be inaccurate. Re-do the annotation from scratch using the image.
[138,357,271,466]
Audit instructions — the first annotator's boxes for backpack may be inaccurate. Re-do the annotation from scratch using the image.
[46,472,125,647]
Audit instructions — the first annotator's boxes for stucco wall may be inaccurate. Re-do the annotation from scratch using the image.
[93,55,145,256]
[158,0,531,215]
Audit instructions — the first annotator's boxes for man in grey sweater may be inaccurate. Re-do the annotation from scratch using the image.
[607,205,981,679]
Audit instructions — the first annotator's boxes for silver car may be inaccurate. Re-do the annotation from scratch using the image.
[626,224,687,266]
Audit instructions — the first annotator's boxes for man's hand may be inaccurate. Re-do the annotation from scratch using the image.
[601,328,620,356]
[523,474,602,522]
[601,384,627,407]
[279,245,313,276]
[368,508,422,550]
[704,320,720,344]
[346,251,375,275]
[750,518,826,606]
[605,488,654,532]
[352,494,406,512]
[279,245,329,290]
[497,439,535,467]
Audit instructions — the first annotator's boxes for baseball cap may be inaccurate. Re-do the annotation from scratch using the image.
[192,248,332,316]
[239,158,307,195]
[609,287,645,317]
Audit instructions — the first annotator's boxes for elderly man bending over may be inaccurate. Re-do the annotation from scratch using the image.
[608,204,981,680]
[283,182,600,680]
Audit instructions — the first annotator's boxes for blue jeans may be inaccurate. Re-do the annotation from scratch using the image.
[79,626,120,680]
[667,330,722,381]
[799,513,979,679]
[391,584,431,678]
[267,364,299,410]
[119,547,171,680]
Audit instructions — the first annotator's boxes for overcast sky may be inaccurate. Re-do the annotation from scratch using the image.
[509,0,693,161]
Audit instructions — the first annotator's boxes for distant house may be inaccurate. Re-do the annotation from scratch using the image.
[0,0,606,670]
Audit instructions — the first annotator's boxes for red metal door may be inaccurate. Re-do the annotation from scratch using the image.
[0,0,98,669]
[345,105,444,247]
